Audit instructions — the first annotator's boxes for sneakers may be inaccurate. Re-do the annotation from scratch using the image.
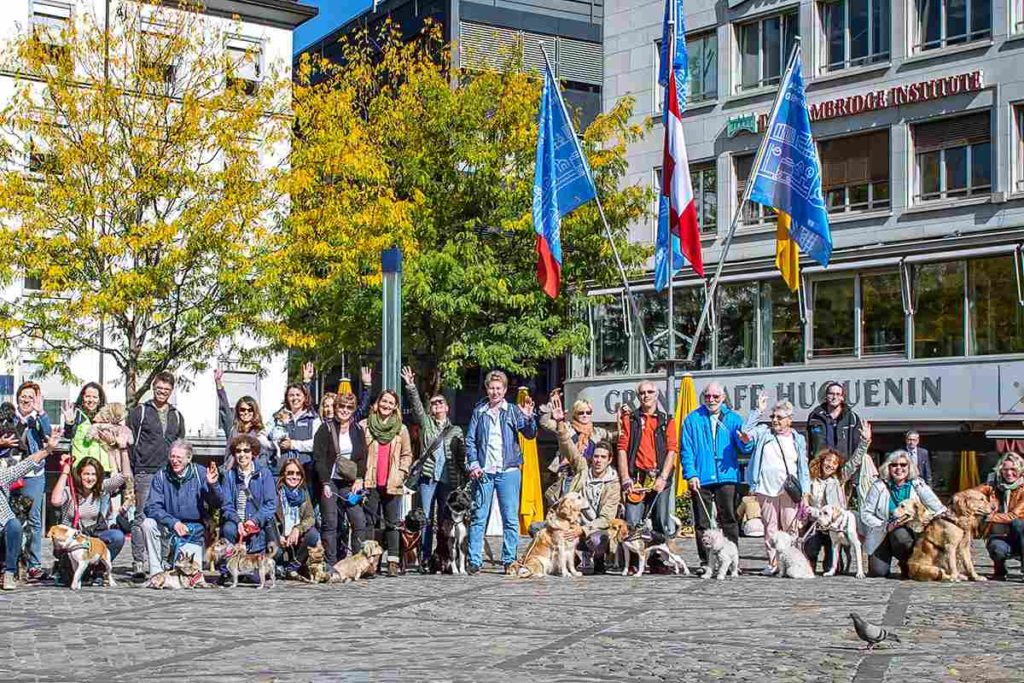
[760,565,777,576]
[131,562,148,580]
[387,561,399,578]
[466,564,481,576]
[593,558,606,575]
[2,572,15,591]
[26,567,47,582]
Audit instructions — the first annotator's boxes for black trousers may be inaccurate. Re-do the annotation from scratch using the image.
[803,530,834,573]
[368,488,402,563]
[868,527,916,578]
[320,481,369,566]
[691,483,739,566]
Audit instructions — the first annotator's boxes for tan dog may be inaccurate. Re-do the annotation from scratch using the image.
[329,540,384,583]
[898,489,993,582]
[46,525,116,591]
[223,541,277,589]
[145,552,212,589]
[514,493,586,578]
[296,542,329,584]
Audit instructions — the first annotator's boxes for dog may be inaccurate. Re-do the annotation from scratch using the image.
[896,490,993,582]
[223,541,277,589]
[295,542,329,584]
[400,507,428,573]
[46,525,116,590]
[513,493,586,578]
[814,505,865,579]
[648,535,692,576]
[768,530,816,579]
[447,487,473,575]
[145,552,212,589]
[329,540,384,583]
[431,517,454,574]
[700,528,740,580]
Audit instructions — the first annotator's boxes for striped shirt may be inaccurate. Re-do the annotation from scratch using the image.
[0,457,41,527]
[58,474,126,530]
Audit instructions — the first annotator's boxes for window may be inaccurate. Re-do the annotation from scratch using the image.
[820,0,890,71]
[226,40,262,96]
[1017,106,1024,193]
[812,277,856,357]
[717,283,758,368]
[914,0,991,51]
[139,24,179,89]
[1015,0,1024,34]
[692,163,717,234]
[635,289,710,371]
[913,261,965,358]
[592,298,629,375]
[914,112,991,202]
[819,131,890,214]
[735,153,773,226]
[861,272,905,354]
[969,256,1024,355]
[23,275,43,292]
[688,33,718,104]
[760,281,804,366]
[30,1,72,66]
[738,11,798,91]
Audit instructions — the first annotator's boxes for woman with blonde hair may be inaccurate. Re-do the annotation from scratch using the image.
[539,392,610,505]
[362,389,413,577]
[972,452,1024,579]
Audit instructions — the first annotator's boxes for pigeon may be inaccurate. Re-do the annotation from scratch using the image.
[849,612,901,650]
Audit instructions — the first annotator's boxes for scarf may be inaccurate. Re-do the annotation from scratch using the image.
[887,480,913,513]
[421,415,449,443]
[281,485,305,507]
[571,419,594,460]
[166,463,195,489]
[368,411,401,444]
[994,453,1024,492]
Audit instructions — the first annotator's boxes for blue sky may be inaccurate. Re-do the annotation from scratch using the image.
[294,0,373,55]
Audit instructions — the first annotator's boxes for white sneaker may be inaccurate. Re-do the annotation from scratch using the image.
[760,565,777,576]
[1,571,16,591]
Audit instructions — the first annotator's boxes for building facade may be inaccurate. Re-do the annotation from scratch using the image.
[567,0,1024,488]
[0,0,316,436]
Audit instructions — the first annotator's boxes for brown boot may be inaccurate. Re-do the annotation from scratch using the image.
[387,561,399,577]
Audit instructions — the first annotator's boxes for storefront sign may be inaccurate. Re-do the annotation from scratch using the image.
[565,358,1024,425]
[727,113,758,137]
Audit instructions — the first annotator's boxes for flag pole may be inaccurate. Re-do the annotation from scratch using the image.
[685,39,802,363]
[538,43,655,361]
[665,0,677,419]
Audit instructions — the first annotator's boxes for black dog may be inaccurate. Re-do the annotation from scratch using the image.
[445,486,473,574]
[399,508,428,574]
[0,402,21,448]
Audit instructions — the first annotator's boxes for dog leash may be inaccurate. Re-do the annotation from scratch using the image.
[690,486,718,530]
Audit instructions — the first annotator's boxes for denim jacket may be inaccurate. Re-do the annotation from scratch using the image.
[465,399,537,472]
[742,409,810,497]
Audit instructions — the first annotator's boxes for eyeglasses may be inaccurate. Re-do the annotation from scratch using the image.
[890,462,908,469]
[234,447,252,454]
[827,391,843,397]
[638,390,657,396]
[704,394,723,400]
[577,410,593,416]
[238,407,254,414]
[429,399,446,406]
[770,414,790,421]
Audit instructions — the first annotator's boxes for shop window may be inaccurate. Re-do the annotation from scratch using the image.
[139,23,179,91]
[812,277,856,357]
[969,256,1024,355]
[820,130,890,214]
[913,261,965,358]
[654,32,718,114]
[819,0,891,72]
[735,153,774,226]
[737,11,798,91]
[914,0,991,52]
[592,298,629,375]
[861,272,905,355]
[914,112,991,203]
[674,286,711,370]
[760,281,804,366]
[717,283,758,368]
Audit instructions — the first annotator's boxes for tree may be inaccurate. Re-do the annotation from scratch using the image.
[0,2,291,405]
[275,23,652,394]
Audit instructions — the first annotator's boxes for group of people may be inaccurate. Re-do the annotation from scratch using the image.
[0,369,1018,590]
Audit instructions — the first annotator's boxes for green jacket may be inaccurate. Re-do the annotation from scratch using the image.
[404,385,465,488]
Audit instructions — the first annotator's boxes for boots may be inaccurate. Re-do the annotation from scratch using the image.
[993,559,1008,581]
[387,561,399,577]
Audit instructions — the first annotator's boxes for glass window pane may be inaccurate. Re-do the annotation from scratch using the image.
[717,283,758,368]
[702,168,717,231]
[825,2,846,69]
[740,23,759,89]
[674,287,711,369]
[945,146,968,195]
[947,0,968,43]
[638,292,667,370]
[850,0,870,61]
[970,141,991,191]
[918,0,942,48]
[812,278,856,356]
[873,180,890,207]
[594,300,629,374]
[873,0,892,57]
[970,0,991,37]
[919,150,940,198]
[764,17,781,84]
[849,183,869,209]
[688,37,704,99]
[784,13,799,61]
[862,272,906,355]
[761,281,804,366]
[969,256,1024,355]
[703,34,718,98]
[914,262,965,358]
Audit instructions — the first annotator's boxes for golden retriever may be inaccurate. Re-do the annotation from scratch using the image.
[513,492,586,578]
[895,489,994,582]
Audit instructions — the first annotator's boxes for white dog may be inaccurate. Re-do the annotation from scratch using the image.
[700,528,740,580]
[814,505,865,579]
[768,530,815,579]
[46,524,116,591]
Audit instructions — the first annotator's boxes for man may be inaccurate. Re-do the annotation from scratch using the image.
[806,381,861,459]
[904,430,932,486]
[0,429,59,590]
[128,372,186,578]
[616,381,676,534]
[464,370,536,575]
[141,440,220,578]
[680,381,751,574]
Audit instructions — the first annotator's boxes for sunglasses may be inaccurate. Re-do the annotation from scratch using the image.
[704,394,723,400]
[238,407,254,414]
[234,447,252,454]
[429,399,446,405]
[638,390,657,396]
[890,462,908,469]
[576,410,593,416]
[770,414,790,420]
[336,405,354,411]
[284,470,302,476]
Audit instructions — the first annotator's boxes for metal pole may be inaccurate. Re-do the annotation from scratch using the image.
[381,248,402,397]
[686,41,802,363]
[665,2,677,418]
[538,43,655,362]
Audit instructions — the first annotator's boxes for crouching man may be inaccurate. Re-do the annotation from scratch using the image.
[141,440,220,578]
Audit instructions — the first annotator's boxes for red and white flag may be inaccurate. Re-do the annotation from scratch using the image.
[661,67,704,277]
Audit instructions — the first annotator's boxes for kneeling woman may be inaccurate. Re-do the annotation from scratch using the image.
[276,457,320,574]
[972,452,1024,579]
[362,390,413,577]
[50,455,128,580]
[861,450,945,578]
[219,435,277,553]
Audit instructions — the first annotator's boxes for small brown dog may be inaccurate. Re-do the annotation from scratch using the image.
[898,489,994,582]
[329,540,384,583]
[223,541,277,589]
[146,552,212,589]
[513,493,585,578]
[296,542,329,584]
[46,525,116,590]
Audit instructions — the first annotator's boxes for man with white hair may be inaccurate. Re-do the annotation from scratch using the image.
[680,381,752,574]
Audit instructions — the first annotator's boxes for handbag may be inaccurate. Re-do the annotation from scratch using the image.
[404,424,456,491]
[769,433,803,504]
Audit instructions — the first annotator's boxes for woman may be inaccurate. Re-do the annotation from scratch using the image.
[539,392,610,506]
[362,390,413,578]
[275,457,321,576]
[400,367,465,571]
[274,382,322,487]
[743,395,810,576]
[319,393,337,422]
[861,450,945,578]
[804,421,872,571]
[49,455,128,580]
[218,434,277,554]
[61,382,108,467]
[214,368,273,471]
[972,452,1024,579]
[11,382,52,581]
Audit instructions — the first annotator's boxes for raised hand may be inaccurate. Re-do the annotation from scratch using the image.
[360,366,372,387]
[302,361,315,383]
[400,366,415,387]
[214,367,225,387]
[62,399,75,424]
[521,394,535,418]
[860,420,872,444]
[550,393,565,422]
[206,460,219,485]
[756,391,768,413]
[60,453,72,475]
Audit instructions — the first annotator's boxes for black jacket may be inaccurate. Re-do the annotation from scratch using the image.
[127,401,185,473]
[806,403,860,459]
[313,420,367,485]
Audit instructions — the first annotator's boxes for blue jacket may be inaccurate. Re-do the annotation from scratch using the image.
[743,410,811,497]
[680,405,751,485]
[218,464,278,527]
[144,464,221,529]
[465,399,537,472]
[15,410,52,476]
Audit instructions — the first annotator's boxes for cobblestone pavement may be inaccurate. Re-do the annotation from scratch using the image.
[1,537,1021,682]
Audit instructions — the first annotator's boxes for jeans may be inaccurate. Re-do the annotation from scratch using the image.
[369,488,403,563]
[14,474,45,569]
[623,486,674,535]
[690,483,739,566]
[418,477,451,561]
[131,472,156,565]
[222,519,273,553]
[140,518,166,577]
[93,529,125,563]
[868,527,916,578]
[987,518,1024,571]
[469,468,521,567]
[320,481,369,565]
[1,519,23,573]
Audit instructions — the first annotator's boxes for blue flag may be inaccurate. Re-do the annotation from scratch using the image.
[532,61,597,298]
[748,50,832,267]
